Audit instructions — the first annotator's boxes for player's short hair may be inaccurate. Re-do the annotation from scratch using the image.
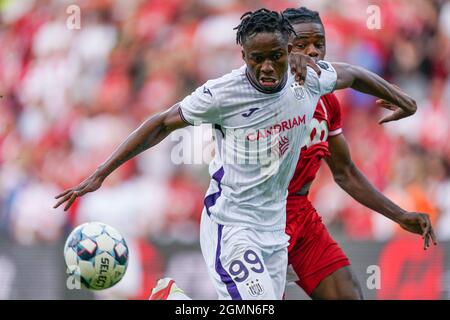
[234,8,296,46]
[282,7,323,26]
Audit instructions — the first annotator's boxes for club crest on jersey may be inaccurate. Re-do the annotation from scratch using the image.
[290,82,306,100]
[246,279,265,297]
[277,135,290,156]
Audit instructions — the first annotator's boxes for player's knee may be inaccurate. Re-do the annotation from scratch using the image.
[335,272,363,300]
[313,284,362,300]
[311,266,363,300]
[337,275,363,300]
[335,288,362,300]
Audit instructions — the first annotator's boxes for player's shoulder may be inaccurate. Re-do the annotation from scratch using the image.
[203,66,246,91]
[200,65,247,100]
[316,60,335,73]
[306,60,336,78]
[303,60,336,93]
[202,66,253,107]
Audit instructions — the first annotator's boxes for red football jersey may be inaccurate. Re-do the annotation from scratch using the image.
[287,93,342,196]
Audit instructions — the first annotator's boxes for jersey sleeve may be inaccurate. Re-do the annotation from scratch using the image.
[303,60,337,97]
[179,82,219,126]
[316,60,337,95]
[326,94,343,137]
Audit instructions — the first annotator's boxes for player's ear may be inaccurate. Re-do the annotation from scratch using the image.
[287,43,293,55]
[241,50,246,61]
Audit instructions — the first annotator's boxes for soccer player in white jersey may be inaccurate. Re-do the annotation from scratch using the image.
[55,9,418,300]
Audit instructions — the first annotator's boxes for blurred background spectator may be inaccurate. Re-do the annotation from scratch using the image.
[0,0,449,299]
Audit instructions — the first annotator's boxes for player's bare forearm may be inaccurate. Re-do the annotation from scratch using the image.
[327,158,407,222]
[326,134,437,249]
[325,134,406,223]
[96,104,187,179]
[54,104,188,211]
[332,62,417,117]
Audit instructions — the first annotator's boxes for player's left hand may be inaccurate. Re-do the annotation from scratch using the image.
[397,212,438,250]
[288,53,321,85]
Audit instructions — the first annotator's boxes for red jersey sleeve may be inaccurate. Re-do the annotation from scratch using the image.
[324,93,343,137]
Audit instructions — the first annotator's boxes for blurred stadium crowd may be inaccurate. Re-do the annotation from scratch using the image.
[0,0,450,299]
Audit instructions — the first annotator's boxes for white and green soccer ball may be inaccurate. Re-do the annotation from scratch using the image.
[64,222,129,290]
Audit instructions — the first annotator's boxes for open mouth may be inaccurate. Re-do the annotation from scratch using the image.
[259,77,279,88]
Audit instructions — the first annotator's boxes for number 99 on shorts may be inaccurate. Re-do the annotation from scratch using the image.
[228,249,264,283]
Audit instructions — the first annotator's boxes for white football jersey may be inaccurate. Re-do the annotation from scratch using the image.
[179,61,337,231]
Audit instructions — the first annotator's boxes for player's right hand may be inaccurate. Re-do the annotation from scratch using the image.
[288,53,321,85]
[53,172,104,211]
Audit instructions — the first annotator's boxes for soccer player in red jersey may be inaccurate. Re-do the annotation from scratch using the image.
[282,7,437,299]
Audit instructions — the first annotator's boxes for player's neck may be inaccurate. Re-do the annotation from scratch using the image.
[245,69,287,94]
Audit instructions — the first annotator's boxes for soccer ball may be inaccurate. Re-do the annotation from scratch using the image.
[64,222,129,290]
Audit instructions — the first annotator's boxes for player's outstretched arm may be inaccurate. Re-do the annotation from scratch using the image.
[325,134,437,250]
[332,62,417,123]
[53,103,188,211]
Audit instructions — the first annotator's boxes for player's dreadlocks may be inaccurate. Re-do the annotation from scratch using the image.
[234,8,296,46]
[282,7,323,26]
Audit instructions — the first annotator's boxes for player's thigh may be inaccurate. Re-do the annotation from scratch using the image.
[286,210,351,296]
[200,214,277,300]
[264,246,288,300]
[311,265,363,300]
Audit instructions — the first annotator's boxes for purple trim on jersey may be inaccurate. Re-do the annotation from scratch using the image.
[178,105,194,126]
[215,224,242,300]
[204,166,224,216]
[214,124,225,138]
